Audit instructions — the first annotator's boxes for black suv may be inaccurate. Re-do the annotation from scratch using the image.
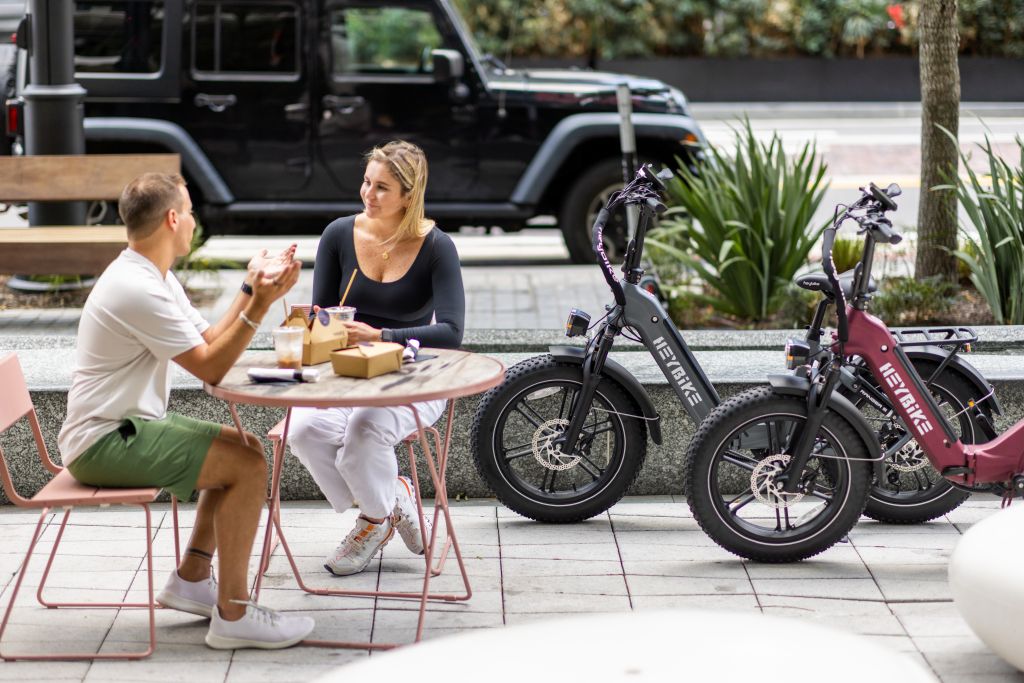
[5,0,706,263]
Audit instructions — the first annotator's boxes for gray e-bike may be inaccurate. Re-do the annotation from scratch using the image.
[470,166,993,522]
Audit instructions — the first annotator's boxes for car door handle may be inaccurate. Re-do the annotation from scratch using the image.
[321,95,365,115]
[194,93,237,113]
[284,102,308,122]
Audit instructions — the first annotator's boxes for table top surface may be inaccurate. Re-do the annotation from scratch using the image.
[204,348,505,408]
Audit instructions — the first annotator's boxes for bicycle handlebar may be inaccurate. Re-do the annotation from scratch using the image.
[591,164,671,307]
[824,182,902,345]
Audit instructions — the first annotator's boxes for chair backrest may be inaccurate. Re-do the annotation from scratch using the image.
[0,354,32,432]
[0,354,58,507]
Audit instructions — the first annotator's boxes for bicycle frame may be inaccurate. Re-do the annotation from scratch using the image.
[844,309,1023,486]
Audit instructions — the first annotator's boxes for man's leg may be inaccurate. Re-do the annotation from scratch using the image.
[193,432,267,621]
[177,427,259,583]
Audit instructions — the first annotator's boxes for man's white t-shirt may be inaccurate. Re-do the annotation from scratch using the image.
[58,249,209,464]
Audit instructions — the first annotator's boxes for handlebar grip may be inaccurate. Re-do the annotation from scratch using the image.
[874,221,903,245]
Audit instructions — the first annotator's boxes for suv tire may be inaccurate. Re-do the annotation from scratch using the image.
[559,159,631,265]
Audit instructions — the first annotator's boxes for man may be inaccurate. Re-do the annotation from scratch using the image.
[58,173,313,650]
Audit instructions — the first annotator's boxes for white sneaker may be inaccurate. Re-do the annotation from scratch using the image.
[392,476,430,555]
[324,516,394,576]
[205,600,315,650]
[156,570,217,618]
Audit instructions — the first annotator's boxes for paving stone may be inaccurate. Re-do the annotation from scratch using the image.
[866,563,952,601]
[890,601,977,638]
[626,574,752,596]
[752,577,886,601]
[629,594,761,611]
[499,542,620,561]
[916,635,1022,677]
[622,559,748,580]
[759,596,908,637]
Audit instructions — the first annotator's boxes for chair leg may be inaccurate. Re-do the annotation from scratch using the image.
[0,504,156,661]
[35,505,160,611]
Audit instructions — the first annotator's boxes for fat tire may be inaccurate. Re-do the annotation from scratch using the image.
[860,364,983,524]
[470,354,647,522]
[684,386,872,562]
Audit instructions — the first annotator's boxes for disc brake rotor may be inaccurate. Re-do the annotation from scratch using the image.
[890,438,928,472]
[531,418,582,471]
[750,454,805,509]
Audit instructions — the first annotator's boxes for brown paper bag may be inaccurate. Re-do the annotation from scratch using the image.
[282,308,348,366]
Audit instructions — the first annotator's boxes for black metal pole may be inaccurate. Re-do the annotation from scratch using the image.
[23,0,87,226]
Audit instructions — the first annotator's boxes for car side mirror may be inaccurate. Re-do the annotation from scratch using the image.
[432,49,464,83]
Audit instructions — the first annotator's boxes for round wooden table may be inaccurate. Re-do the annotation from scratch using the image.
[205,348,505,649]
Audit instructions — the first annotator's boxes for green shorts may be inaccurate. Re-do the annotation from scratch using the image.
[67,414,222,502]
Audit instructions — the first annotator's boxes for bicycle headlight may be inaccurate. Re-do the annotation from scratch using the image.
[565,308,591,338]
[785,338,811,370]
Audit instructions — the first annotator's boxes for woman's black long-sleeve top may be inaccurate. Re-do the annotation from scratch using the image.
[311,215,465,349]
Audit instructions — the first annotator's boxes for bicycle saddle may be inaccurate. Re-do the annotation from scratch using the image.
[795,270,876,300]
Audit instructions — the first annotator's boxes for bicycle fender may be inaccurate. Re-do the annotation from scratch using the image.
[767,374,882,463]
[905,348,1002,415]
[548,345,662,445]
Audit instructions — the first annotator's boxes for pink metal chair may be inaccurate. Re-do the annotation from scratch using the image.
[0,353,169,661]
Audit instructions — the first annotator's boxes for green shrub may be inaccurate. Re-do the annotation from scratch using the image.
[943,133,1024,324]
[454,0,1019,60]
[870,276,958,325]
[645,119,830,323]
[830,236,862,274]
[774,282,823,329]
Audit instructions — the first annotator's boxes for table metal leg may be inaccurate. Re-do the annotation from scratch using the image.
[250,400,471,649]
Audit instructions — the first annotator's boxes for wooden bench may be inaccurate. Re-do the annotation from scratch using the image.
[0,153,181,275]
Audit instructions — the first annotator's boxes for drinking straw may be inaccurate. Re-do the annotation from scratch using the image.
[340,268,358,307]
[283,298,288,318]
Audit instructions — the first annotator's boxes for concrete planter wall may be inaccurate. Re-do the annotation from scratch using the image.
[517,57,1024,102]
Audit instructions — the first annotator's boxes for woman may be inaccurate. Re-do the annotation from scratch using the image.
[287,140,465,576]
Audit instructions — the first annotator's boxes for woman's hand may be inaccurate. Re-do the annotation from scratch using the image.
[342,320,382,343]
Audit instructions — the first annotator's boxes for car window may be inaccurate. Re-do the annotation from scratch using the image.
[73,1,164,74]
[329,7,441,76]
[192,2,299,77]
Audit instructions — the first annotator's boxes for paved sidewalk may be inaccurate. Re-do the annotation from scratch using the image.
[0,497,1018,682]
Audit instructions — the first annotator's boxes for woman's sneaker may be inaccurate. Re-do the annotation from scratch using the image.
[392,476,430,555]
[156,570,217,618]
[323,516,394,576]
[205,600,315,650]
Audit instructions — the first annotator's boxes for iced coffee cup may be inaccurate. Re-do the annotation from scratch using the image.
[272,326,304,370]
[325,305,356,322]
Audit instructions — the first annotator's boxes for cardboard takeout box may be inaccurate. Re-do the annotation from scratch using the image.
[283,307,348,366]
[330,342,404,378]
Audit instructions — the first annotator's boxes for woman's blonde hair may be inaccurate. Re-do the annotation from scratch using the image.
[365,140,434,243]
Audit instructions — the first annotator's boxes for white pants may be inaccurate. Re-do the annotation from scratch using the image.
[286,400,447,519]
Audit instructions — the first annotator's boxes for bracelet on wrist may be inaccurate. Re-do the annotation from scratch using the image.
[239,311,260,331]
[240,281,254,296]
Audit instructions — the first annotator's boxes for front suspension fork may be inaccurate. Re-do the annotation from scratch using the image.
[781,367,842,494]
[557,318,620,454]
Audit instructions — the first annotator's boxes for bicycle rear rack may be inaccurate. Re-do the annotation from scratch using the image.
[892,326,978,354]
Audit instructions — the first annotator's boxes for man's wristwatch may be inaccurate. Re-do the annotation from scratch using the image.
[381,329,394,342]
[240,281,254,296]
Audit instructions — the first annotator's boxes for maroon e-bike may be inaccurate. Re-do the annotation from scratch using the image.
[685,182,1016,562]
